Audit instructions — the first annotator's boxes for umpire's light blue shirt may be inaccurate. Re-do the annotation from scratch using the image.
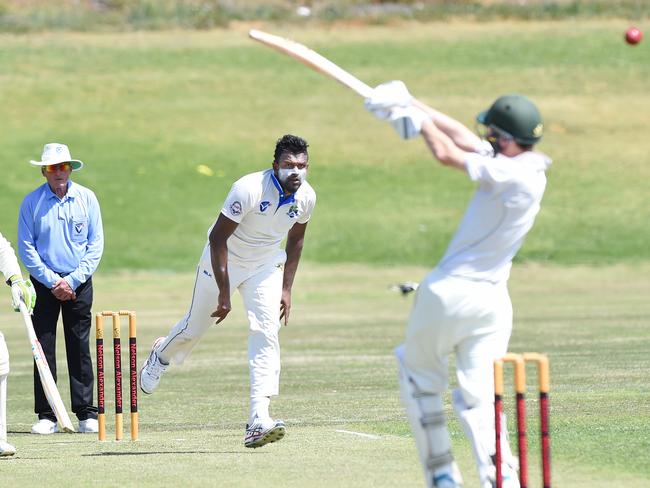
[18,181,104,290]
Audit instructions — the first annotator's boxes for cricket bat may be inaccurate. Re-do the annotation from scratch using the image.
[19,301,75,433]
[248,29,374,98]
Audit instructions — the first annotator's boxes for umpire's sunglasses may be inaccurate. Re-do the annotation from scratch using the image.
[43,162,72,173]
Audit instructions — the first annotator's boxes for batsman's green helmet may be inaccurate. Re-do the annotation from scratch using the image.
[476,94,544,145]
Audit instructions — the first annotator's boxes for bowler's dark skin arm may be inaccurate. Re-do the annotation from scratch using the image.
[209,213,239,324]
[280,222,308,326]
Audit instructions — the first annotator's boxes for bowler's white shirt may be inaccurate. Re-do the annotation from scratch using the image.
[214,169,316,268]
[438,142,551,283]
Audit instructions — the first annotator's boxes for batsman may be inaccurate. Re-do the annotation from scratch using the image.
[365,83,551,488]
[0,232,37,456]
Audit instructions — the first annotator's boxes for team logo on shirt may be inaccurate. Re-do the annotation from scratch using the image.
[72,220,86,241]
[286,204,299,218]
[259,201,271,212]
[230,201,242,216]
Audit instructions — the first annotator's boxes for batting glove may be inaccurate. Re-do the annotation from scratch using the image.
[388,106,430,140]
[9,274,36,313]
[364,80,413,121]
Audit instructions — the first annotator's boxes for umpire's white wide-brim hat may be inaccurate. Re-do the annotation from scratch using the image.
[30,143,83,171]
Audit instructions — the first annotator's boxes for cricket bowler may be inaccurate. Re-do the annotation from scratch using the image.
[140,134,316,449]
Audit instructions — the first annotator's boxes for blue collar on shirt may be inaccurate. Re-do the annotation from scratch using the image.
[45,180,77,201]
[270,172,296,208]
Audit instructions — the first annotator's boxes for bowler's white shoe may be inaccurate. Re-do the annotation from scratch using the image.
[139,337,168,394]
[79,418,99,433]
[244,417,286,448]
[432,461,463,488]
[31,418,58,435]
[0,441,16,456]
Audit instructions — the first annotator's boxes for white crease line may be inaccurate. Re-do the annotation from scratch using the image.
[335,429,380,439]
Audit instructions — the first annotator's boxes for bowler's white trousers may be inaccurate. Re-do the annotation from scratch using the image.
[401,268,513,407]
[157,244,285,398]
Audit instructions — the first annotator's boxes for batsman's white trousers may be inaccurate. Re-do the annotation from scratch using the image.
[0,331,9,442]
[158,244,285,398]
[0,332,8,376]
[400,268,512,407]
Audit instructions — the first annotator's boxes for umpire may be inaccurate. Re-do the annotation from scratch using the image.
[17,143,104,435]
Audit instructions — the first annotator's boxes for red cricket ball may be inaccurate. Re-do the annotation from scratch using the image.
[625,27,643,45]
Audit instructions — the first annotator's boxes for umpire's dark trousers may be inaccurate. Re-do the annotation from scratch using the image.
[31,277,98,422]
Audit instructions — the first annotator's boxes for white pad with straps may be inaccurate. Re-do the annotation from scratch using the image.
[0,333,10,442]
[452,389,517,485]
[396,345,462,488]
[0,373,7,442]
[0,333,8,442]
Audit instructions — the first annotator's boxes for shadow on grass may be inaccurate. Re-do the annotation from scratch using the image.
[83,450,251,456]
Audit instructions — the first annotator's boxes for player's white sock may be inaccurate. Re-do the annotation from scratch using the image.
[249,396,271,424]
[154,337,174,365]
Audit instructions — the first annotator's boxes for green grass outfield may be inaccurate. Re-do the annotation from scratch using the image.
[1,20,649,269]
[1,263,649,487]
[1,19,649,487]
